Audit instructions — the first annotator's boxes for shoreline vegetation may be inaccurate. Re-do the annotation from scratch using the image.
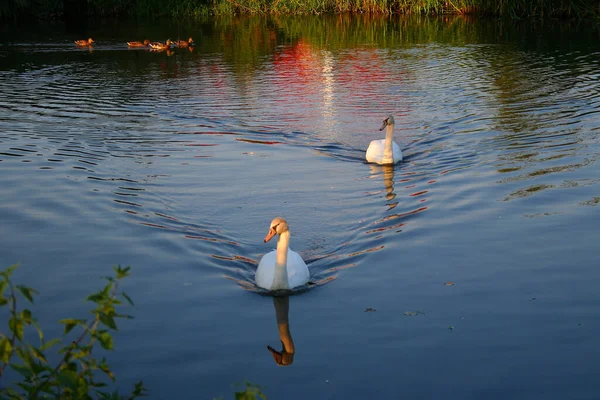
[1,0,599,21]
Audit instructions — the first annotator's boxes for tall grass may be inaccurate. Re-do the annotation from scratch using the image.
[208,0,599,17]
[1,0,598,20]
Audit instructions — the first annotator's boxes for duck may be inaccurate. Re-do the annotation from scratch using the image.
[255,217,310,291]
[75,38,94,46]
[149,39,173,50]
[127,39,150,47]
[175,37,194,47]
[365,115,403,165]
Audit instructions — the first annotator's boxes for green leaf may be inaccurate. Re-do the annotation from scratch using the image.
[0,280,8,296]
[0,336,13,364]
[56,369,78,388]
[97,331,114,350]
[99,363,115,382]
[15,346,36,369]
[10,363,34,378]
[16,381,34,393]
[121,291,135,306]
[32,319,44,343]
[9,316,24,341]
[99,314,118,331]
[21,308,33,324]
[31,346,48,363]
[2,263,20,278]
[113,265,131,279]
[87,283,112,303]
[16,285,38,303]
[40,337,61,351]
[60,318,83,335]
[130,380,148,398]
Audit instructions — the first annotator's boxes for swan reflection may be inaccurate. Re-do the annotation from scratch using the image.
[370,164,398,210]
[266,296,295,366]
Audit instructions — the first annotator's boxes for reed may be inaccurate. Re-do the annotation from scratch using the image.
[1,0,598,20]
[208,0,599,17]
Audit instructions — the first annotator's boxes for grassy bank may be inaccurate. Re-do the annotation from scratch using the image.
[210,0,599,18]
[1,0,598,22]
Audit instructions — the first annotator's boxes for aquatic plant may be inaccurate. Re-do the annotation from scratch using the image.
[0,264,147,399]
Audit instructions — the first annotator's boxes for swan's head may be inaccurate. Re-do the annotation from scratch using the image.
[264,217,289,243]
[267,343,294,366]
[379,115,395,131]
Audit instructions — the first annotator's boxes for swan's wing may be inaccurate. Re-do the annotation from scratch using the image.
[255,250,276,289]
[287,249,310,288]
[366,139,385,163]
[392,141,403,162]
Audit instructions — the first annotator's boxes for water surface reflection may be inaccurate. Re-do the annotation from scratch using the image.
[267,296,296,366]
[0,15,599,400]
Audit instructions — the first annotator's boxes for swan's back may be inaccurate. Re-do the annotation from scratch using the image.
[256,248,309,290]
[366,139,403,164]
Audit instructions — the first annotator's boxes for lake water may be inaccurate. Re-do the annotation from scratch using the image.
[1,15,599,399]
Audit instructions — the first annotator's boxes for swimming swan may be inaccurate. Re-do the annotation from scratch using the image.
[366,115,403,165]
[255,217,310,291]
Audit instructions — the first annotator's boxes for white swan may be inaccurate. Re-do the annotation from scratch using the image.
[366,115,403,165]
[255,217,310,291]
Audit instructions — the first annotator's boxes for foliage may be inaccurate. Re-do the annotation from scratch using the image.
[233,382,267,400]
[1,0,599,19]
[207,0,600,17]
[0,264,147,399]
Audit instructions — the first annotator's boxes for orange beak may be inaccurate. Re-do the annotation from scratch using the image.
[264,228,276,243]
[379,120,388,131]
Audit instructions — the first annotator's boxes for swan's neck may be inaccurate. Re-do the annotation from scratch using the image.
[272,231,290,290]
[383,124,394,164]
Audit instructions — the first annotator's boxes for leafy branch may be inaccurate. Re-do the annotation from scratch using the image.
[0,264,147,399]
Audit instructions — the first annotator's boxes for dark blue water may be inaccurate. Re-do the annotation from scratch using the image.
[0,15,599,399]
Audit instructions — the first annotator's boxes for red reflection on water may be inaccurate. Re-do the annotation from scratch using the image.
[234,255,258,265]
[312,276,337,286]
[327,263,357,272]
[186,235,238,246]
[410,190,428,197]
[366,223,405,234]
[273,39,319,80]
[428,180,437,184]
[380,206,428,222]
[188,131,239,135]
[224,276,258,292]
[140,222,168,229]
[236,138,282,145]
[155,212,179,221]
[349,245,385,257]
[114,199,141,207]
